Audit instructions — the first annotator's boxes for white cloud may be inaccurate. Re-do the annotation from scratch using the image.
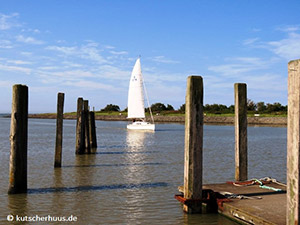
[268,32,300,60]
[0,80,15,87]
[7,60,32,65]
[81,45,107,63]
[208,57,270,77]
[151,56,180,64]
[61,61,83,68]
[0,39,13,49]
[110,50,128,55]
[46,43,107,64]
[40,69,95,80]
[16,35,44,45]
[46,46,77,55]
[38,66,61,71]
[97,64,130,80]
[244,73,286,92]
[204,55,286,103]
[243,38,259,45]
[0,63,31,74]
[20,52,33,56]
[21,28,41,33]
[246,26,300,60]
[251,28,261,32]
[64,80,115,90]
[276,25,300,33]
[104,45,115,49]
[0,13,19,30]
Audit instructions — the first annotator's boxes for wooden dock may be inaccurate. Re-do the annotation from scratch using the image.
[177,180,286,225]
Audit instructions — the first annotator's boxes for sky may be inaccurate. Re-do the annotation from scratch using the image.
[1,0,300,113]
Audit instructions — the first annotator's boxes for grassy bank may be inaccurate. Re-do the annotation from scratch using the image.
[27,111,287,126]
[35,111,287,118]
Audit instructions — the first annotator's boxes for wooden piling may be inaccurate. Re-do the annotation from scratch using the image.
[183,76,203,213]
[234,83,248,181]
[75,98,85,154]
[8,84,28,194]
[83,100,91,154]
[54,92,64,167]
[287,59,300,225]
[89,111,97,149]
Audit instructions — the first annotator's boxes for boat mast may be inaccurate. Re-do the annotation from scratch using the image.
[142,73,155,124]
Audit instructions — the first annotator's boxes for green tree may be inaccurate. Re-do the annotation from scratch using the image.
[256,102,266,113]
[166,104,174,111]
[228,105,234,113]
[151,103,167,112]
[266,102,285,113]
[100,104,120,112]
[178,104,185,113]
[247,99,256,111]
[204,104,228,114]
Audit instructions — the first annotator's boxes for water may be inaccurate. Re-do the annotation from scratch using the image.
[0,118,286,224]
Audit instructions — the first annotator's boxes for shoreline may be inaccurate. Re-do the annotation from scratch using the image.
[27,114,287,126]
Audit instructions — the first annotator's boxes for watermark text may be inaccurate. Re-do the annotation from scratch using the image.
[7,214,77,222]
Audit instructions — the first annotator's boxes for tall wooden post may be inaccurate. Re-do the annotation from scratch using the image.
[84,100,91,154]
[183,76,203,213]
[75,98,85,154]
[287,59,300,224]
[234,83,248,181]
[54,92,64,167]
[89,111,97,149]
[8,84,28,194]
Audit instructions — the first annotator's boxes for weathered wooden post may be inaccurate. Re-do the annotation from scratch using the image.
[8,84,28,194]
[75,98,85,154]
[84,100,91,154]
[89,111,97,149]
[54,92,64,167]
[287,59,300,225]
[183,76,203,213]
[234,83,248,181]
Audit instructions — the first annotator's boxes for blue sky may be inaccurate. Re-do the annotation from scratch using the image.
[1,1,300,113]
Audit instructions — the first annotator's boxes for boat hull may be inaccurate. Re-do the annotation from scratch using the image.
[127,122,155,131]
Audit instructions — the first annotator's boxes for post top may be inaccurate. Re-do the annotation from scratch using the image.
[188,75,203,80]
[13,84,28,88]
[288,59,300,65]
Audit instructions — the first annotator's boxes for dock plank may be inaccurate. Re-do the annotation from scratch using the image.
[203,183,286,225]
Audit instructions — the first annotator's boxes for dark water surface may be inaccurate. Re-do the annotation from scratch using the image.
[0,118,286,224]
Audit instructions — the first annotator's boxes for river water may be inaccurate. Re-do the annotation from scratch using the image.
[0,118,286,224]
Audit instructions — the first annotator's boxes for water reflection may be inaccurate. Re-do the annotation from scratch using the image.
[124,130,152,182]
[27,182,168,194]
[123,130,150,222]
[126,130,147,152]
[183,213,240,225]
[53,168,63,187]
[8,194,28,220]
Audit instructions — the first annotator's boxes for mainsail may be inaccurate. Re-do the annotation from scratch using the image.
[127,58,145,119]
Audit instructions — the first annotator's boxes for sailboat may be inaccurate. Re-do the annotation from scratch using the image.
[127,57,155,131]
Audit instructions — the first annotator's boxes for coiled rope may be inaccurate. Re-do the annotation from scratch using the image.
[232,177,285,192]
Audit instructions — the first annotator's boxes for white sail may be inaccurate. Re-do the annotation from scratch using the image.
[127,58,145,119]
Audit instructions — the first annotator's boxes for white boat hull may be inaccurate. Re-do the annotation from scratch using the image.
[127,121,155,131]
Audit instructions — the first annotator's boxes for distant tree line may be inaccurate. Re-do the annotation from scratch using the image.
[246,100,287,114]
[100,104,120,112]
[99,100,287,114]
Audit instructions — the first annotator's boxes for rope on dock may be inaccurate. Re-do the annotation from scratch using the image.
[230,177,285,192]
[258,177,286,187]
[219,192,262,200]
